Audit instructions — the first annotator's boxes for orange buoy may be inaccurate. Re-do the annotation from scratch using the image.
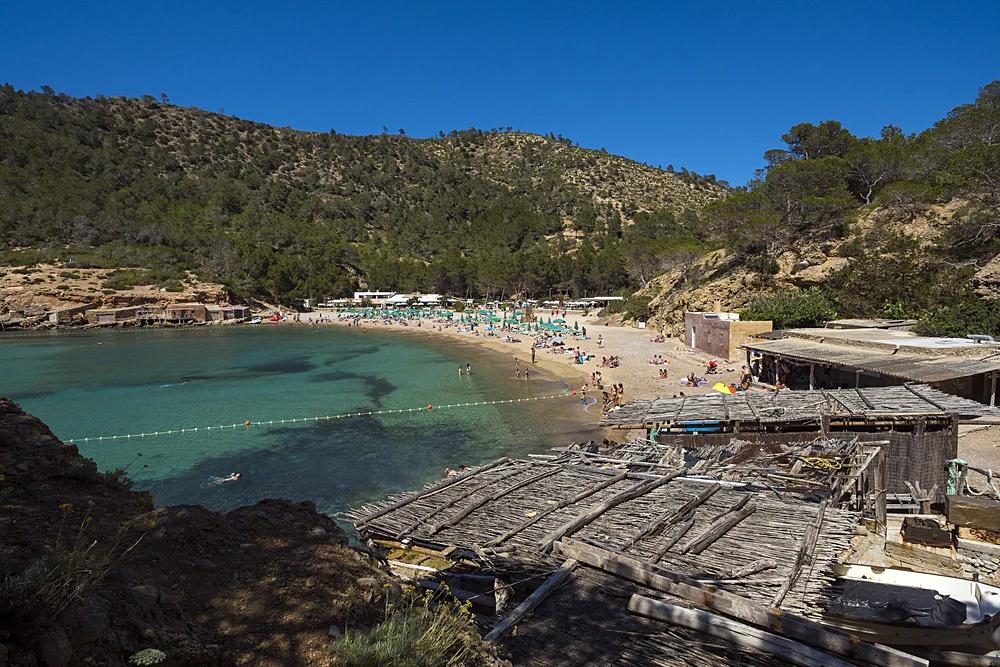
[244,419,252,427]
[427,404,433,410]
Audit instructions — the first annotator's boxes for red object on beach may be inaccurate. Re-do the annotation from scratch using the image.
[269,313,282,322]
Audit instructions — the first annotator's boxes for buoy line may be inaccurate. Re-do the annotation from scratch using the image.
[64,391,575,444]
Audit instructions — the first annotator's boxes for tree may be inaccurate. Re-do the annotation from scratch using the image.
[844,127,906,204]
[781,120,856,159]
[741,289,837,329]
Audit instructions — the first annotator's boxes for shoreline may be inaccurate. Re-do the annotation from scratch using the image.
[270,310,744,404]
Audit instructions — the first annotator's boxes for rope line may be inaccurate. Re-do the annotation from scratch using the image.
[64,392,572,444]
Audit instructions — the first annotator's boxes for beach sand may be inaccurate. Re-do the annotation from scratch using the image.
[276,311,744,404]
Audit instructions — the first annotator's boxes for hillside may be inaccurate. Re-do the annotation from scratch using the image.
[0,86,727,307]
[637,80,1000,337]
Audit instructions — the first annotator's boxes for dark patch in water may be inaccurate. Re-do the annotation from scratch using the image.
[9,389,55,400]
[243,356,315,375]
[322,345,381,366]
[309,371,396,405]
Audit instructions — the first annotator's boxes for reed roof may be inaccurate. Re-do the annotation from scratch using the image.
[601,384,999,427]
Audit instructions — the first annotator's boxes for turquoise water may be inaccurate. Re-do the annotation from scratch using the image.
[1,326,596,516]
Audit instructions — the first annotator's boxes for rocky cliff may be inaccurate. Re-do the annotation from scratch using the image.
[0,399,390,666]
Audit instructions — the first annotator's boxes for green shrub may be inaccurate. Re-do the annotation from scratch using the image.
[741,288,837,330]
[915,298,1000,338]
[329,590,483,667]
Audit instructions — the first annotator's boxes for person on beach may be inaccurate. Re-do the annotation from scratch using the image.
[581,384,589,405]
[524,368,530,380]
[597,334,603,348]
[531,347,536,364]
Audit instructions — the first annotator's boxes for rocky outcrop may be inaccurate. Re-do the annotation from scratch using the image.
[0,398,389,666]
[0,264,231,321]
[642,197,1000,333]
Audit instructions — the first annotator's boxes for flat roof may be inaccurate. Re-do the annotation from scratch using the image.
[782,327,996,352]
[744,337,1000,383]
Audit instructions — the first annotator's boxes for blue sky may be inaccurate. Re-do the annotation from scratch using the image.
[2,1,998,185]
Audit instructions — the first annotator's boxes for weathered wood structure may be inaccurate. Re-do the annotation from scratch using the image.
[601,385,1000,502]
[348,458,931,666]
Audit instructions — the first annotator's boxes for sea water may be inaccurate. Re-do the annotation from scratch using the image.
[1,326,597,516]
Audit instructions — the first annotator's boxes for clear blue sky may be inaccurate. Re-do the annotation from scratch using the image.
[2,1,998,185]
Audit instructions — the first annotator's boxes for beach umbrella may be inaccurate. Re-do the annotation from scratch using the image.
[712,382,733,395]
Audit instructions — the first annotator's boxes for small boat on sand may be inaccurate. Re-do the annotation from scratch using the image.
[823,563,1000,651]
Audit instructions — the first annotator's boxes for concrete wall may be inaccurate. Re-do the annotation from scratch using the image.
[685,313,772,361]
[727,321,772,361]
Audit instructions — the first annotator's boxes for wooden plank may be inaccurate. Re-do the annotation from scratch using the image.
[771,499,827,608]
[649,518,696,563]
[537,470,685,552]
[554,538,927,667]
[903,383,948,413]
[628,594,857,667]
[358,457,511,526]
[485,472,630,547]
[679,503,757,555]
[922,650,1000,666]
[396,462,530,538]
[483,559,577,643]
[948,494,1000,532]
[428,466,563,535]
[623,483,721,551]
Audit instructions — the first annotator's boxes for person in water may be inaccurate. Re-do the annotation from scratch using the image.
[466,363,472,375]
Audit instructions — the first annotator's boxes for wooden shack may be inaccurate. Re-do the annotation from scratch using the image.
[601,385,1000,502]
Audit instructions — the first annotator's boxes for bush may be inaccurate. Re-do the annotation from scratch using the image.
[602,295,651,321]
[329,589,484,667]
[741,288,837,330]
[915,298,1000,338]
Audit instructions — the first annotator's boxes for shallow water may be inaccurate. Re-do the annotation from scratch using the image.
[1,326,598,516]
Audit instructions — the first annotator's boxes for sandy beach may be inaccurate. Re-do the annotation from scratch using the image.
[273,310,745,405]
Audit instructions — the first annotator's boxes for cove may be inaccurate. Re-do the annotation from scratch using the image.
[1,326,597,516]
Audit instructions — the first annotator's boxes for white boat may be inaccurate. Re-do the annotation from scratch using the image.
[823,563,1000,651]
[248,316,262,324]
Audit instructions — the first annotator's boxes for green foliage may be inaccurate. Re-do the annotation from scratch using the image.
[740,288,837,330]
[101,267,185,291]
[0,85,724,303]
[915,297,1000,338]
[329,590,483,667]
[603,295,652,321]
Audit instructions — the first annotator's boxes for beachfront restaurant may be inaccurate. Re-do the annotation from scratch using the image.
[742,328,1000,405]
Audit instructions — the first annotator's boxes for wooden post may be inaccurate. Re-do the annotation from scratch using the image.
[855,370,861,388]
[484,559,577,643]
[809,363,816,390]
[991,371,997,407]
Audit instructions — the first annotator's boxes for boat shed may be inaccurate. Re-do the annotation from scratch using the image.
[601,386,1000,502]
[348,459,926,667]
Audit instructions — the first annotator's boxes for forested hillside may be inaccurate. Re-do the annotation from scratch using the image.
[640,80,1000,337]
[0,86,726,302]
